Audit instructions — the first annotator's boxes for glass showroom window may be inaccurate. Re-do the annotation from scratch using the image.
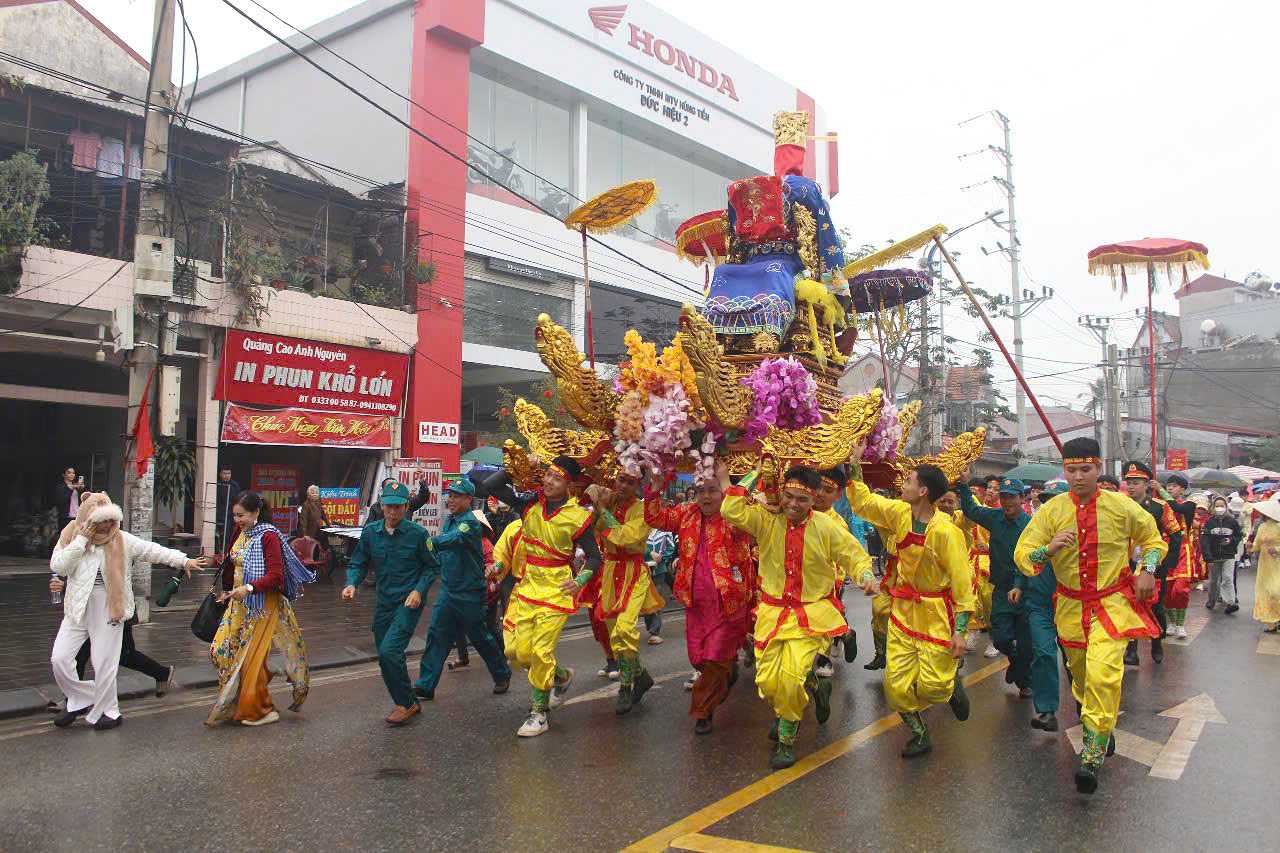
[463,278,572,353]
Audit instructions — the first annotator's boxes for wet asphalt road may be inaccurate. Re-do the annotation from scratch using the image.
[3,575,1279,853]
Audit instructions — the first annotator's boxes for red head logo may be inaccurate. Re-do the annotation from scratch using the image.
[589,5,627,36]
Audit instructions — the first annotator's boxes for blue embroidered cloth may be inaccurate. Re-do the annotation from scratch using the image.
[242,523,317,614]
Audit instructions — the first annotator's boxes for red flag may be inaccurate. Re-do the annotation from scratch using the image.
[132,367,156,479]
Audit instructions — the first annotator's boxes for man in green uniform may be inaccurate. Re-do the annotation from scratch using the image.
[414,478,512,699]
[957,475,1033,697]
[1016,480,1065,730]
[343,482,437,726]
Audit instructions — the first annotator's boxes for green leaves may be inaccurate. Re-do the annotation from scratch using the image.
[153,436,196,509]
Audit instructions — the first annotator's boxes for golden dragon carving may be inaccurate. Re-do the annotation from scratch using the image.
[502,399,615,491]
[758,389,884,488]
[892,426,988,487]
[533,313,618,431]
[895,400,922,454]
[676,304,751,430]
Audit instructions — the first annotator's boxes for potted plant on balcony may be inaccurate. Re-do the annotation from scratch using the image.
[0,151,53,294]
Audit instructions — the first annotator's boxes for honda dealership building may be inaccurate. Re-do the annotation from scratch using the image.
[191,0,840,469]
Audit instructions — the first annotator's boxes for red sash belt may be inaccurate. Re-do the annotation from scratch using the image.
[1053,569,1157,648]
[753,589,846,649]
[524,554,572,569]
[886,584,955,648]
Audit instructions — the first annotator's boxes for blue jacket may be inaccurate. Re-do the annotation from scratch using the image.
[427,511,488,601]
[346,518,437,607]
[957,483,1043,596]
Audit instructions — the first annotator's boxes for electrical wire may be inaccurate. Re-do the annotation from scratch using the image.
[213,0,705,299]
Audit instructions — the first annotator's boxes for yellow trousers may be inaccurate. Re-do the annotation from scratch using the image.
[884,620,959,714]
[605,571,654,659]
[755,633,828,722]
[870,587,891,637]
[970,578,993,630]
[501,593,527,658]
[508,604,569,692]
[1062,619,1126,735]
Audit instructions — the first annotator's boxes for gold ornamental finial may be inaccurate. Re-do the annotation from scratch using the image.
[773,111,809,148]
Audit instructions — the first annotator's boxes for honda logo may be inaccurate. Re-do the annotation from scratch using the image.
[589,5,627,36]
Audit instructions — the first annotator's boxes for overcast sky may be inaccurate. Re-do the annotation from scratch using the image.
[84,0,1279,414]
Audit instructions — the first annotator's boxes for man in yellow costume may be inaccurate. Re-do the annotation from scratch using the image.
[1014,437,1166,794]
[846,452,974,759]
[588,469,664,715]
[480,456,601,738]
[719,463,873,770]
[490,515,526,657]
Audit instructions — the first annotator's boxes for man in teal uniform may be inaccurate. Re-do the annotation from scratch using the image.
[343,482,437,726]
[956,476,1035,703]
[414,477,512,699]
[1016,480,1067,731]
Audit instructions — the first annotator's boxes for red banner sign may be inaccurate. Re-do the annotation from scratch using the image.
[1166,448,1189,471]
[251,464,300,532]
[222,404,394,449]
[215,329,409,416]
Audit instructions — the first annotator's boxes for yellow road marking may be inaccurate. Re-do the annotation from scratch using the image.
[669,832,815,852]
[623,659,1009,853]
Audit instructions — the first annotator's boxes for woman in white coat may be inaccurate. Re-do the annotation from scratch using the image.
[50,492,207,730]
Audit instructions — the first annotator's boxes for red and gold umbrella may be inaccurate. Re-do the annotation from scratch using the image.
[1087,236,1210,472]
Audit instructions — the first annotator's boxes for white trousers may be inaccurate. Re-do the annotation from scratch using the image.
[51,587,124,723]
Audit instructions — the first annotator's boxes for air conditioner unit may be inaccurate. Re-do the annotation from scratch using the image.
[133,235,175,298]
[170,257,215,308]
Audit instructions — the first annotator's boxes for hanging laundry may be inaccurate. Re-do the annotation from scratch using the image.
[67,129,102,172]
[97,137,126,177]
[126,144,142,180]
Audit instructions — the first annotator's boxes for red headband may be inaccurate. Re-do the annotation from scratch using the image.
[1063,456,1102,465]
[784,483,816,496]
[548,463,573,481]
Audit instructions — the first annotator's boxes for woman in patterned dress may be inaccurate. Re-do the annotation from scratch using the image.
[206,491,314,726]
[1249,499,1280,632]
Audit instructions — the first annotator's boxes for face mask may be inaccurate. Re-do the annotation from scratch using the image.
[1214,506,1227,515]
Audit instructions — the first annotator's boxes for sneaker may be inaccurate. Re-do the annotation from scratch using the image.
[156,665,176,698]
[814,657,835,678]
[241,710,280,727]
[92,715,123,731]
[549,667,574,709]
[597,660,616,678]
[983,642,1000,658]
[607,667,620,681]
[1224,603,1240,615]
[517,711,549,737]
[964,632,979,652]
[54,707,88,728]
[1195,582,1205,591]
[447,658,470,671]
[694,715,713,735]
[1176,624,1188,638]
[1018,687,1033,699]
[684,672,699,691]
[1030,712,1059,731]
[492,680,510,695]
[647,635,664,646]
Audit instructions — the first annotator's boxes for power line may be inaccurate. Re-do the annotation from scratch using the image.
[213,0,704,301]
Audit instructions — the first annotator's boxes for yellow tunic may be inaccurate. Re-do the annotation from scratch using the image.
[1014,490,1166,646]
[722,486,861,648]
[823,507,874,587]
[598,498,663,619]
[494,520,527,645]
[516,497,594,615]
[1251,519,1280,624]
[846,479,975,645]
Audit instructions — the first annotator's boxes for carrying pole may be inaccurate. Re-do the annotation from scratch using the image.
[579,225,594,368]
[932,236,1062,453]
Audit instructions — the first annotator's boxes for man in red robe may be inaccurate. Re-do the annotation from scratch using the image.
[645,476,756,734]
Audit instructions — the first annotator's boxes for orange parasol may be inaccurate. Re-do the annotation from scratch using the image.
[564,181,659,367]
[1087,236,1209,473]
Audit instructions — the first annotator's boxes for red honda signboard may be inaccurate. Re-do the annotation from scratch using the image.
[215,329,409,416]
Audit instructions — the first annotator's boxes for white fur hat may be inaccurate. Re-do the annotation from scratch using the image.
[85,501,124,525]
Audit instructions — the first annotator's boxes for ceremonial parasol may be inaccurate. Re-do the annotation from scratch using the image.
[674,210,728,297]
[1087,237,1210,472]
[564,180,659,367]
[847,267,931,395]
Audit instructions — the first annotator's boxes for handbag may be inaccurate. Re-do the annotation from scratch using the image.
[191,586,228,643]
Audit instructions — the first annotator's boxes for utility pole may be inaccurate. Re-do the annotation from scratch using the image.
[125,0,176,622]
[1078,314,1113,465]
[960,111,1049,456]
[1108,343,1123,473]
